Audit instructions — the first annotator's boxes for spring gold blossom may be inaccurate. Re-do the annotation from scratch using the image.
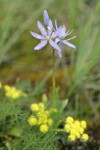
[28,116,38,126]
[28,102,57,133]
[4,85,27,99]
[81,134,89,141]
[40,124,48,133]
[30,103,39,112]
[64,116,89,142]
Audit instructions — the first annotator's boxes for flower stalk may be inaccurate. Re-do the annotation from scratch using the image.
[52,49,56,92]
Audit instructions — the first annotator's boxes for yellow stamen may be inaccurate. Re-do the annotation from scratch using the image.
[46,36,50,40]
[42,28,45,31]
[47,26,51,30]
[52,32,55,35]
[67,36,76,41]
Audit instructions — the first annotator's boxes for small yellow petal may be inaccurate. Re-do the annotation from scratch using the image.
[81,134,89,141]
[81,121,87,129]
[40,124,48,133]
[68,134,76,141]
[38,103,45,110]
[74,120,80,127]
[64,124,71,133]
[66,116,74,124]
[79,127,84,134]
[28,116,38,126]
[30,103,39,112]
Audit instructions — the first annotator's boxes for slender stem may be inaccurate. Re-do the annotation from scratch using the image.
[52,49,56,91]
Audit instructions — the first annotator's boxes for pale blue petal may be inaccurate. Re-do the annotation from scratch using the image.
[30,31,45,40]
[49,40,61,52]
[56,26,63,38]
[55,38,60,43]
[34,40,47,50]
[62,40,76,49]
[51,26,62,39]
[51,31,58,39]
[61,26,66,36]
[58,42,63,49]
[43,10,49,26]
[37,21,47,37]
[47,20,53,36]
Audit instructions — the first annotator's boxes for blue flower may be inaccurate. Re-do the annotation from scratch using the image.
[30,10,76,58]
[30,11,61,57]
[55,20,76,52]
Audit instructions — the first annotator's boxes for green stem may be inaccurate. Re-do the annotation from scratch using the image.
[52,49,56,91]
[52,128,65,132]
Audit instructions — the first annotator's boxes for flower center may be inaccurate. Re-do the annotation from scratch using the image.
[46,36,50,40]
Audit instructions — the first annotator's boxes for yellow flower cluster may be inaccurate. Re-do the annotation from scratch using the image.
[4,85,27,99]
[28,103,57,133]
[64,116,89,142]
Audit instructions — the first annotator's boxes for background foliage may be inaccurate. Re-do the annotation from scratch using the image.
[0,0,100,149]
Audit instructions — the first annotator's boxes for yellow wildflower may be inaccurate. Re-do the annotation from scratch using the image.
[70,129,77,137]
[81,120,87,129]
[4,85,27,99]
[76,132,81,139]
[30,103,39,112]
[44,110,49,116]
[65,116,89,142]
[79,127,84,134]
[68,134,76,141]
[28,116,38,126]
[4,85,10,91]
[38,113,48,124]
[66,116,74,124]
[74,120,80,127]
[81,134,89,141]
[38,103,45,110]
[40,124,48,133]
[64,124,71,133]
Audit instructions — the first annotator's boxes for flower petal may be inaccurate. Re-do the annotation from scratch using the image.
[55,38,60,44]
[58,26,66,38]
[51,26,62,39]
[43,10,49,26]
[58,42,63,50]
[30,31,45,40]
[62,40,76,49]
[37,21,47,37]
[34,40,47,50]
[49,40,61,52]
[47,19,53,36]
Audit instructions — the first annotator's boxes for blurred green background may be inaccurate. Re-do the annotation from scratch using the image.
[0,0,100,120]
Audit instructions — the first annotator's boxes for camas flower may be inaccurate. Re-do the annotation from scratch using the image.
[30,20,61,54]
[30,10,76,58]
[55,20,76,53]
